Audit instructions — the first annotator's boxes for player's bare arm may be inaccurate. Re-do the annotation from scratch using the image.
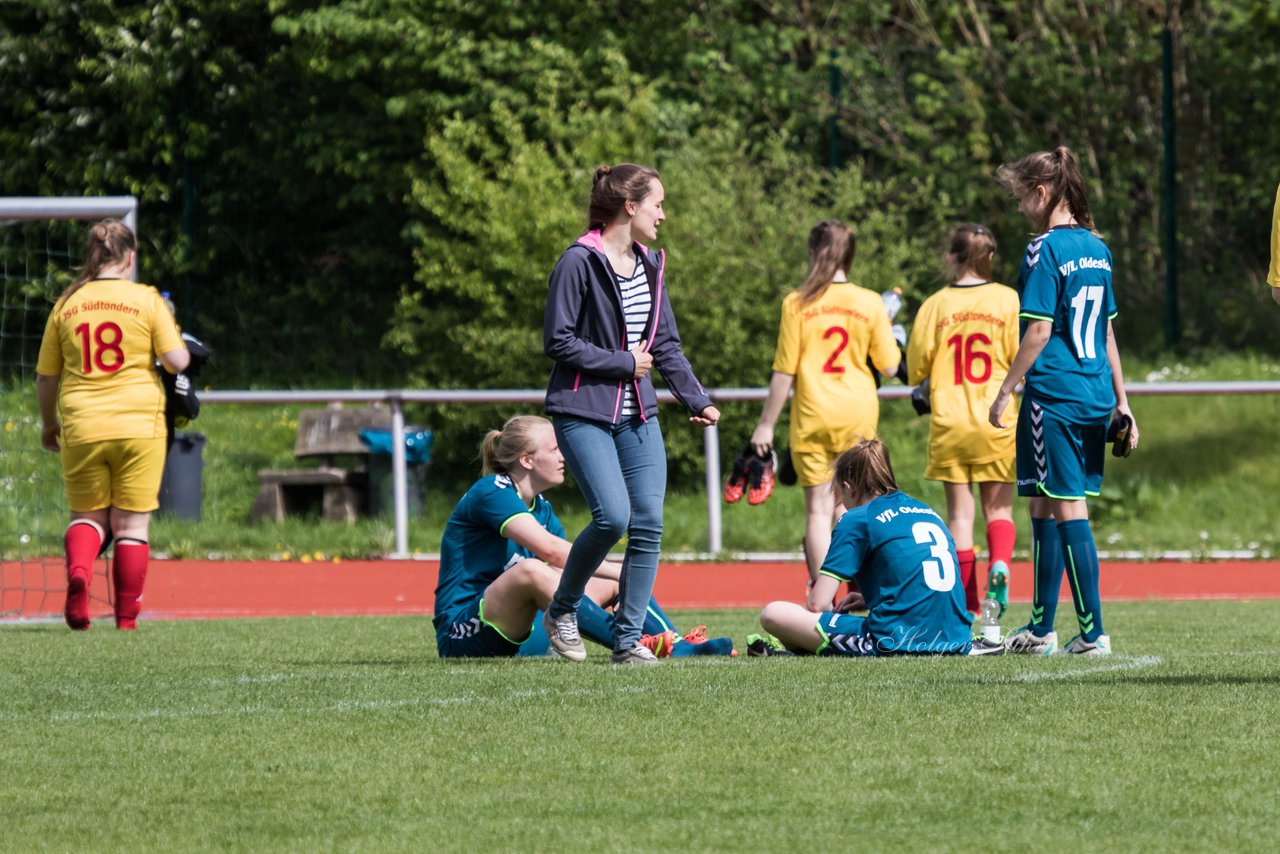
[989,319,1051,428]
[1105,319,1139,450]
[750,371,795,455]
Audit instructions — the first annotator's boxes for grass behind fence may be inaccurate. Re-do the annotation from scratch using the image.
[4,352,1280,558]
[2,601,1278,852]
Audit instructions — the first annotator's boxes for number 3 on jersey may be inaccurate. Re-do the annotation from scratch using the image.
[912,521,956,592]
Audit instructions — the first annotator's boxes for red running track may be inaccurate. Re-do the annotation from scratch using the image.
[4,559,1280,621]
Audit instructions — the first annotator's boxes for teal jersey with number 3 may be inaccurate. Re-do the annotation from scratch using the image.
[1016,225,1118,423]
[819,491,971,654]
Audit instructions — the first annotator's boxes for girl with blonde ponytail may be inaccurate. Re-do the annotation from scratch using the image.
[434,416,735,660]
[35,219,190,631]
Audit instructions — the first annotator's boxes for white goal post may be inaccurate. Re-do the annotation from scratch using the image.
[0,196,138,234]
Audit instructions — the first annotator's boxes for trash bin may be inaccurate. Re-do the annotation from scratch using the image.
[158,431,206,520]
[359,427,433,518]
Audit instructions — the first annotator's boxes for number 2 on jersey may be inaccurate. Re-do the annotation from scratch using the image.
[912,521,956,592]
[74,321,125,374]
[821,326,848,373]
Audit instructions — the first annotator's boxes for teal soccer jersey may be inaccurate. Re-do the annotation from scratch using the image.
[434,475,562,634]
[1017,225,1117,423]
[819,491,971,654]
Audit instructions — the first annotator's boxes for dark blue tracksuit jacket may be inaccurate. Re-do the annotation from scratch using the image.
[543,229,713,424]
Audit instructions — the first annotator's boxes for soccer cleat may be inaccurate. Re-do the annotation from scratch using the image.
[64,570,91,631]
[639,630,678,659]
[682,625,708,644]
[1107,414,1133,458]
[722,448,750,504]
[1058,633,1112,656]
[611,643,661,665]
[745,633,795,657]
[746,450,777,505]
[968,637,1006,656]
[987,561,1009,618]
[1004,625,1058,655]
[543,610,587,662]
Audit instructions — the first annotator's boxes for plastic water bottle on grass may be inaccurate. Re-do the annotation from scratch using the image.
[980,597,1002,643]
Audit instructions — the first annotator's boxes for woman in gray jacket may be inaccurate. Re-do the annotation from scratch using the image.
[542,163,720,665]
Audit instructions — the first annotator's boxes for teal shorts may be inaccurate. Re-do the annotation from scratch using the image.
[1016,401,1107,500]
[435,599,528,658]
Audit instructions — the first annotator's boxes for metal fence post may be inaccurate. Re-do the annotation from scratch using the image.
[704,423,722,555]
[390,397,409,558]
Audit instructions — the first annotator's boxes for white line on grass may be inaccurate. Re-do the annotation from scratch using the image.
[1010,654,1164,683]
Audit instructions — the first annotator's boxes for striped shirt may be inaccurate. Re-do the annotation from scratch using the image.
[617,259,652,417]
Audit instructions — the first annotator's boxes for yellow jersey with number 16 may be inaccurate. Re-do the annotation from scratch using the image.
[907,282,1020,467]
[36,278,184,447]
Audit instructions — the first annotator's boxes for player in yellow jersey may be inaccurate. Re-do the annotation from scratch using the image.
[751,220,901,594]
[907,224,1020,618]
[1269,182,1279,304]
[35,220,190,631]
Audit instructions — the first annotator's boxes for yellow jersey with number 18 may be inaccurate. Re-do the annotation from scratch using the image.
[907,282,1020,467]
[771,282,900,453]
[36,278,184,447]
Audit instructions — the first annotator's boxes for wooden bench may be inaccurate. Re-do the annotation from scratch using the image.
[250,406,392,523]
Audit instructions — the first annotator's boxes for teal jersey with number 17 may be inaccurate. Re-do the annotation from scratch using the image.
[1016,225,1117,423]
[819,490,971,654]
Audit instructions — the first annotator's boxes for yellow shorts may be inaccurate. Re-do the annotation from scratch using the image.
[925,455,1015,485]
[792,448,839,488]
[61,437,167,513]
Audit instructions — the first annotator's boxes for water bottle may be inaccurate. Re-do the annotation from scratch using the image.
[881,286,903,321]
[160,290,176,317]
[980,596,1002,643]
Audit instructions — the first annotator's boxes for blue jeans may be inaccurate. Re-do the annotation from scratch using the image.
[549,415,667,651]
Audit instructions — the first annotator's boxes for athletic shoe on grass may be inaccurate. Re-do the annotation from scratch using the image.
[1058,633,1112,656]
[611,643,660,665]
[745,633,795,657]
[967,637,1006,656]
[1004,625,1058,655]
[543,610,587,662]
[639,630,678,658]
[987,560,1009,617]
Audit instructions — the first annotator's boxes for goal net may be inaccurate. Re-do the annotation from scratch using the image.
[0,197,138,621]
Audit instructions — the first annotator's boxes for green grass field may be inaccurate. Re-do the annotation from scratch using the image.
[4,601,1279,852]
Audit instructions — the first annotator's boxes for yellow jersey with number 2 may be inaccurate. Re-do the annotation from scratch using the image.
[36,278,184,447]
[907,282,1020,468]
[771,282,900,455]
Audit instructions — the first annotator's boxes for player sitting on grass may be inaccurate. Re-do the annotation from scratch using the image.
[751,438,1001,657]
[433,415,734,661]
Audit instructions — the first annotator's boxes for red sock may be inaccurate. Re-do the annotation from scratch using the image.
[112,539,149,630]
[986,519,1016,568]
[64,520,103,630]
[957,548,979,613]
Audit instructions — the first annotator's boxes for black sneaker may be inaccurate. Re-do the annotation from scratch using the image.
[746,633,796,657]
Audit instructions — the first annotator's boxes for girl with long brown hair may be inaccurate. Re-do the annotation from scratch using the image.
[749,220,901,592]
